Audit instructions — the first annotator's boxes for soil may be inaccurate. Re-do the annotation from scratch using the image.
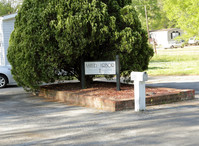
[41,82,181,100]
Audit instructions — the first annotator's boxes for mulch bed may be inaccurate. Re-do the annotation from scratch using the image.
[39,81,195,111]
[40,82,184,99]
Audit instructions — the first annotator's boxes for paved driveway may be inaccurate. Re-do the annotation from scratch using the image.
[147,76,199,92]
[0,76,199,146]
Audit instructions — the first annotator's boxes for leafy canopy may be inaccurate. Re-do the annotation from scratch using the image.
[0,0,15,16]
[131,0,173,30]
[163,0,199,37]
[8,0,153,91]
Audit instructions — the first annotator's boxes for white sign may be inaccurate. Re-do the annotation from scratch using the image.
[85,61,116,75]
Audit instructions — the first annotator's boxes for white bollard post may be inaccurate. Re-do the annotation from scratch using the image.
[131,72,148,111]
[134,80,146,111]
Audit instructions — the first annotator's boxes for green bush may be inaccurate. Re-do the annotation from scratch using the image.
[7,0,153,91]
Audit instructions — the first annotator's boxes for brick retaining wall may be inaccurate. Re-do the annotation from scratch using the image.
[39,88,195,111]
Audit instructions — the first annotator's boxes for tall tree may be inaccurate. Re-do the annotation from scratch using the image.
[163,0,199,37]
[7,0,153,91]
[132,0,174,30]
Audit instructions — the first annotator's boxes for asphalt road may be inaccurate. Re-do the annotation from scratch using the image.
[0,76,199,146]
[147,76,199,93]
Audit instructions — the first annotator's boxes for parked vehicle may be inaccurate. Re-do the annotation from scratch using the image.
[188,37,199,45]
[0,66,16,88]
[164,40,184,49]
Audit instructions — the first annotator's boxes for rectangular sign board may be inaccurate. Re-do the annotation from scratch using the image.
[85,61,116,75]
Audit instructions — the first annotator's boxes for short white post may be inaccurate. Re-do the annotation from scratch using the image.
[131,72,148,111]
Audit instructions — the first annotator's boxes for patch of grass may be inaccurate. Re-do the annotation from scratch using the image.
[150,54,199,62]
[147,47,199,76]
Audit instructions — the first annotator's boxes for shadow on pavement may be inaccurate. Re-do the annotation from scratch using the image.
[147,81,199,91]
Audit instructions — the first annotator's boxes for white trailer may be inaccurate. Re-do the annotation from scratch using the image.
[0,13,17,66]
[150,28,184,49]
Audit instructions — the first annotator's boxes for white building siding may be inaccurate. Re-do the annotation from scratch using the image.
[2,18,15,66]
[150,31,168,47]
[0,13,16,66]
[0,17,4,66]
[150,28,183,48]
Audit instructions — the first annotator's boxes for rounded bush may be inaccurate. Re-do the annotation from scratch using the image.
[7,0,153,91]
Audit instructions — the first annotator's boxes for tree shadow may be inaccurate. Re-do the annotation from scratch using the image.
[147,81,199,91]
[148,66,167,70]
[1,86,199,145]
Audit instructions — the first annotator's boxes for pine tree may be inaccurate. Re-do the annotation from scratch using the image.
[7,0,153,91]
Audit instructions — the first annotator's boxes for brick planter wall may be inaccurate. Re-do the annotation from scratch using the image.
[39,88,195,111]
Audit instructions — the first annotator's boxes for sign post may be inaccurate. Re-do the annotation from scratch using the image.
[81,57,86,89]
[116,55,120,91]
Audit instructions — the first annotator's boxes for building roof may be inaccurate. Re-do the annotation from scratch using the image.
[0,13,17,21]
[150,28,181,32]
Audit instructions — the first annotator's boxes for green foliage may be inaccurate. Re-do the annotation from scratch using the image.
[131,0,172,30]
[7,0,154,91]
[0,0,15,16]
[0,0,23,16]
[163,0,199,37]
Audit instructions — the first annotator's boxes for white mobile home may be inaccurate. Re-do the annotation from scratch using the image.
[150,28,183,48]
[0,13,17,66]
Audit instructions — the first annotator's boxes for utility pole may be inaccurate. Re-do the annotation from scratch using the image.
[144,5,150,44]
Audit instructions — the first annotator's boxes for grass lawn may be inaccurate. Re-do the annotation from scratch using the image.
[147,46,199,76]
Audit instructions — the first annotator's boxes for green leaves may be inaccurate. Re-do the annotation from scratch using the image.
[163,0,199,36]
[0,0,16,16]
